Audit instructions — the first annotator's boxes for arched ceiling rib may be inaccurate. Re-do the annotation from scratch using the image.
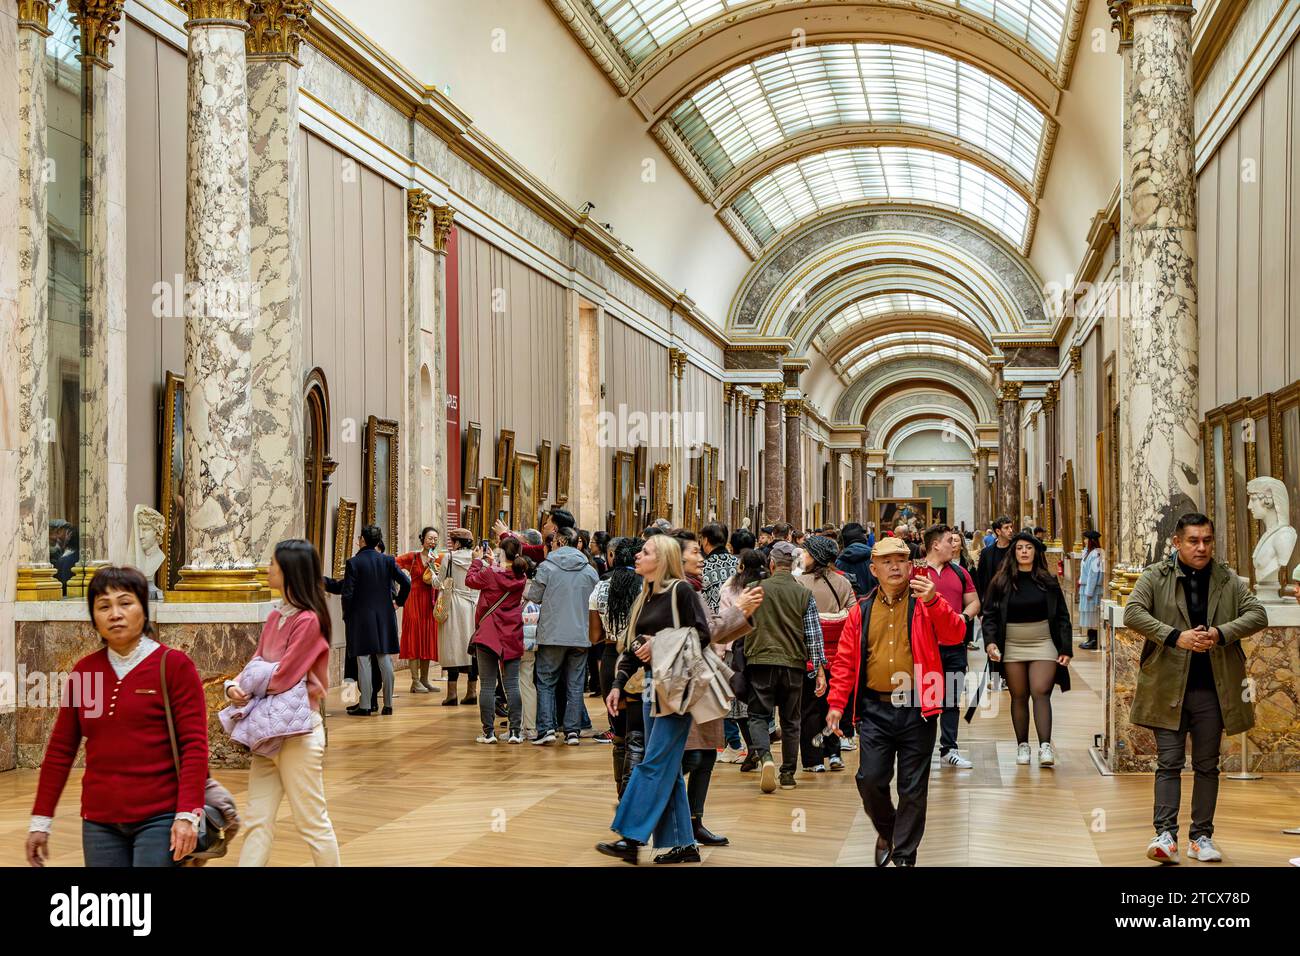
[816,291,990,346]
[663,41,1049,196]
[861,380,987,428]
[821,314,994,366]
[834,331,993,378]
[836,355,998,422]
[887,419,977,457]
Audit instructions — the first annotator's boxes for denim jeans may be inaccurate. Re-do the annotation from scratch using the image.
[723,718,743,749]
[476,646,521,737]
[938,643,968,755]
[610,692,694,848]
[534,644,588,736]
[82,811,180,867]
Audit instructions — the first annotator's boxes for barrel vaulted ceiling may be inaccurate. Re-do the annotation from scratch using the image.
[553,0,1088,455]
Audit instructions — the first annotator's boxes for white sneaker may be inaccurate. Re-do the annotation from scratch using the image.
[840,738,856,751]
[943,751,973,769]
[1039,742,1056,767]
[1187,836,1222,862]
[506,734,523,745]
[565,732,581,746]
[827,755,845,771]
[718,746,746,764]
[1016,743,1031,765]
[1147,831,1180,864]
[531,730,557,746]
[475,733,497,745]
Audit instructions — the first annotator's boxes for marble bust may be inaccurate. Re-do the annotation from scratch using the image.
[127,505,167,599]
[1247,476,1296,603]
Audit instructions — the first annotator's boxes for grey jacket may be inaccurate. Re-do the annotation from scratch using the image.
[527,547,600,648]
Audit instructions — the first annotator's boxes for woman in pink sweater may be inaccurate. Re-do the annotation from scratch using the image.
[228,540,339,866]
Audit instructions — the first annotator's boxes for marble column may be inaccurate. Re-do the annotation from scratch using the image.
[247,1,310,566]
[852,449,866,525]
[722,383,733,512]
[2,0,23,768]
[13,1,59,599]
[784,399,803,529]
[70,0,128,583]
[173,0,261,600]
[430,204,453,537]
[1043,382,1060,543]
[997,381,1022,523]
[829,450,842,524]
[405,188,432,545]
[1116,0,1200,567]
[974,447,991,534]
[762,383,784,524]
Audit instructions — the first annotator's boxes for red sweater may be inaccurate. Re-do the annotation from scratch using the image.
[255,609,330,709]
[33,645,209,824]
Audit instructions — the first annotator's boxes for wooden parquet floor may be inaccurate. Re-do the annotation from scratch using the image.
[3,645,1298,866]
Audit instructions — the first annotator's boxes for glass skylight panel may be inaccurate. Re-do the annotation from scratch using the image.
[841,343,991,379]
[948,1,1068,62]
[820,295,966,340]
[731,145,1030,247]
[588,0,737,66]
[835,332,985,371]
[667,43,1046,187]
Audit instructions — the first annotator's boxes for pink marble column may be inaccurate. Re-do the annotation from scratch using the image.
[784,399,803,530]
[762,383,784,524]
[997,381,1022,523]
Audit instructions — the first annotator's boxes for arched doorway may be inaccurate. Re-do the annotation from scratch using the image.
[304,368,337,557]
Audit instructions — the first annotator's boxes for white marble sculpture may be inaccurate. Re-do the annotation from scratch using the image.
[1247,476,1296,603]
[127,505,167,600]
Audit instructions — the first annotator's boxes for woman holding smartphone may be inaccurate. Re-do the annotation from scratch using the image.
[395,527,440,694]
[981,531,1073,767]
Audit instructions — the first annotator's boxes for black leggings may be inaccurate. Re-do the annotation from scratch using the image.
[681,748,717,819]
[1002,660,1057,744]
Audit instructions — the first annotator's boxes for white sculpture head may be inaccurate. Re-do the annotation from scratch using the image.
[1247,476,1288,527]
[128,505,167,579]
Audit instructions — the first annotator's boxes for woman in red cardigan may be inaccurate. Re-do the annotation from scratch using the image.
[229,540,339,866]
[465,537,529,743]
[26,566,209,868]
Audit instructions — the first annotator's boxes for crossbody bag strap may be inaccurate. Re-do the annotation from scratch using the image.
[159,648,182,777]
[669,580,681,629]
[472,591,512,635]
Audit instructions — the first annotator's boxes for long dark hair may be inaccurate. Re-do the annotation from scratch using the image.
[987,536,1056,606]
[730,548,769,591]
[86,565,153,640]
[274,539,332,644]
[606,537,644,638]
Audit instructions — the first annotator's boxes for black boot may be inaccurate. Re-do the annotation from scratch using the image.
[653,844,701,864]
[612,736,627,797]
[692,816,728,846]
[622,730,645,793]
[595,838,641,864]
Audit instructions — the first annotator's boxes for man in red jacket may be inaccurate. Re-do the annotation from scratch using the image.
[824,536,966,867]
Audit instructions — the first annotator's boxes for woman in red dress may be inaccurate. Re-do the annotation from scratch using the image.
[395,527,440,693]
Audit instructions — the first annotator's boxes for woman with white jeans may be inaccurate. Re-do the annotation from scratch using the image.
[230,540,340,866]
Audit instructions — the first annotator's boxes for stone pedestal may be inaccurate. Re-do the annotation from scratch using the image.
[1102,602,1300,773]
[762,384,784,524]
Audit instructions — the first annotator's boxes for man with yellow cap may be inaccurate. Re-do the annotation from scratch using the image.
[824,535,967,866]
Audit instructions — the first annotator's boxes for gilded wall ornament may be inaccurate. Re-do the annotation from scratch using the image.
[246,1,312,61]
[432,204,455,253]
[406,188,431,240]
[70,0,125,67]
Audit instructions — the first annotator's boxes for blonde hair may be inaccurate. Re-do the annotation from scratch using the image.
[627,534,685,639]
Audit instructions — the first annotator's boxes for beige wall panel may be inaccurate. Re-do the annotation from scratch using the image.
[1261,58,1291,394]
[1216,128,1239,404]
[1198,155,1219,412]
[1236,97,1263,401]
[384,185,404,426]
[1291,46,1300,385]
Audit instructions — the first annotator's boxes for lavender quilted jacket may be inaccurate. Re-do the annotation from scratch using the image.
[219,657,314,756]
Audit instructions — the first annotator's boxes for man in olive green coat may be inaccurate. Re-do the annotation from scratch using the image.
[1124,513,1267,866]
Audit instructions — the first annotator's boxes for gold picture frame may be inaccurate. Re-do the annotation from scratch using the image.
[614,451,635,536]
[463,504,481,542]
[634,444,647,490]
[463,421,482,495]
[496,428,516,488]
[159,371,186,592]
[511,452,540,531]
[537,440,552,505]
[333,498,357,578]
[683,484,699,532]
[555,444,572,505]
[480,477,504,537]
[652,462,671,520]
[873,497,931,531]
[363,416,400,550]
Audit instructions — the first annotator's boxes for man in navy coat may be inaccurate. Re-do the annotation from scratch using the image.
[328,524,411,715]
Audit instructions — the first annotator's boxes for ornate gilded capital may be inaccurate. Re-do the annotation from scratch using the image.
[1107,1,1133,45]
[431,204,455,254]
[1042,382,1059,412]
[999,381,1023,403]
[667,349,688,380]
[1030,410,1040,429]
[1068,344,1083,373]
[179,0,253,25]
[784,398,803,418]
[246,1,312,62]
[722,382,734,405]
[70,1,125,68]
[762,382,785,403]
[406,188,430,240]
[17,0,54,35]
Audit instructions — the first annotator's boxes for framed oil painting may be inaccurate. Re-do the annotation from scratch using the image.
[634,444,647,490]
[636,495,648,533]
[496,428,515,487]
[537,440,552,505]
[463,504,481,543]
[873,497,930,532]
[512,453,540,530]
[363,416,400,550]
[332,498,357,579]
[462,421,482,495]
[555,444,572,505]
[480,477,503,537]
[159,371,186,591]
[613,451,635,536]
[652,462,671,520]
[683,484,699,533]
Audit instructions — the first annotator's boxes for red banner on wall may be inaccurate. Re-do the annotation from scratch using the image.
[445,226,461,528]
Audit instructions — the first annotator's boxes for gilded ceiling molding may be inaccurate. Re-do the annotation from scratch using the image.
[650,122,715,204]
[246,1,312,63]
[431,205,455,254]
[17,0,53,33]
[1032,118,1060,200]
[405,188,430,241]
[718,207,762,260]
[70,0,126,68]
[1056,0,1089,88]
[545,0,631,95]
